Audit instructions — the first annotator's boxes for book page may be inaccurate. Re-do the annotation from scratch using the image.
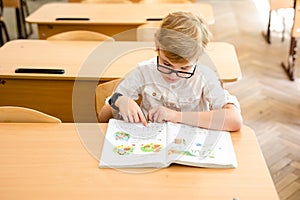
[99,119,168,168]
[166,123,237,168]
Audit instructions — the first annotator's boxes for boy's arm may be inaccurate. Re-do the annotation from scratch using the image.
[97,104,113,123]
[148,103,242,131]
[183,104,242,131]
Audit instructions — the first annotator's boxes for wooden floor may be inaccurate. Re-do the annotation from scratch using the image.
[2,0,300,199]
[208,1,300,199]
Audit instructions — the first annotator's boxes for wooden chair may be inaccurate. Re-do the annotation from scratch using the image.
[46,30,115,41]
[0,0,9,46]
[95,79,122,122]
[0,106,62,123]
[264,0,294,43]
[95,79,143,122]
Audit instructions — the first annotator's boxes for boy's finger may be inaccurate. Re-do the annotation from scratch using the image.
[138,111,148,127]
[147,112,152,122]
[147,109,154,122]
[142,119,148,127]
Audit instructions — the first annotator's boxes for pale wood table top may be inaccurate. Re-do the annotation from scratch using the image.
[0,123,279,200]
[26,2,214,25]
[0,40,241,82]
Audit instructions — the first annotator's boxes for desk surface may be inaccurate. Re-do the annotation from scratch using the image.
[0,40,241,82]
[0,123,279,200]
[26,2,214,25]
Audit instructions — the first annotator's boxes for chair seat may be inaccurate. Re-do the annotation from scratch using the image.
[0,106,62,123]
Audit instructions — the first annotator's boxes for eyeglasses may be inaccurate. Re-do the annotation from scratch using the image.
[156,56,196,79]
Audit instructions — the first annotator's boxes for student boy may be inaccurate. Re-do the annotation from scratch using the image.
[99,11,242,131]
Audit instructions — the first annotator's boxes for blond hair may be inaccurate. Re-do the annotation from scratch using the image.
[155,11,211,63]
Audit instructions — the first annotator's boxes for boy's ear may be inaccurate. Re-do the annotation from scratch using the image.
[154,46,159,56]
[154,38,159,51]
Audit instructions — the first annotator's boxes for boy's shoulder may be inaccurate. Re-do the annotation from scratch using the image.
[196,64,219,81]
[137,57,156,68]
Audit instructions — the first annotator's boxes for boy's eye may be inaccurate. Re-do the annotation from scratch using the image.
[181,66,191,70]
[163,62,171,66]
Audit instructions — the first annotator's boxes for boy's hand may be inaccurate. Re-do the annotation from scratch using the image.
[115,96,148,126]
[148,106,180,123]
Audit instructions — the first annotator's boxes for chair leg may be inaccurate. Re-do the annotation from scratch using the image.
[22,0,33,37]
[0,21,10,46]
[263,10,272,44]
[0,25,4,46]
[3,22,9,42]
[282,15,285,42]
[15,0,33,39]
[15,7,25,39]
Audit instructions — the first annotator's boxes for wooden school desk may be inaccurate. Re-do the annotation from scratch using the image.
[0,123,279,200]
[0,40,241,122]
[25,2,214,40]
[281,0,299,81]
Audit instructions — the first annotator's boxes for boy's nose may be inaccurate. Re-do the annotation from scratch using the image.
[169,72,178,78]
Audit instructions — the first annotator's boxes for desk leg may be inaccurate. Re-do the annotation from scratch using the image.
[15,7,25,39]
[281,36,297,81]
[262,11,272,44]
[21,0,33,37]
[0,28,3,46]
[15,0,32,39]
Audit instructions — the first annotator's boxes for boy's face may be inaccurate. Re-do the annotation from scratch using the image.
[157,50,196,83]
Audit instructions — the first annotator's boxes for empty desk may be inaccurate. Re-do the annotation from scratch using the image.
[26,2,214,40]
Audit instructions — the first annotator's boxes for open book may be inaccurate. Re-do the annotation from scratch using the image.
[99,119,237,168]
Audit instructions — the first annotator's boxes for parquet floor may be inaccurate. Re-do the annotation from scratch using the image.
[2,0,300,199]
[208,1,300,199]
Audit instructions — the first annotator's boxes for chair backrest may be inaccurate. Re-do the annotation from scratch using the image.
[82,0,132,3]
[137,21,162,41]
[0,106,62,123]
[95,79,122,117]
[46,30,115,41]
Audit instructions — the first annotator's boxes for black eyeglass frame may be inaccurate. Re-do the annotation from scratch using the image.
[156,56,197,79]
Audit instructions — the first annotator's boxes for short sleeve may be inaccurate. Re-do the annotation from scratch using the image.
[200,65,240,111]
[114,66,144,101]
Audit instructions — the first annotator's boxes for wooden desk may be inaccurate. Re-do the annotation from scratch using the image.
[281,0,299,80]
[0,123,279,200]
[25,2,214,40]
[0,40,241,122]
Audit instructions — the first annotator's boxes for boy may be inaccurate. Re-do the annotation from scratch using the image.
[99,11,242,131]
